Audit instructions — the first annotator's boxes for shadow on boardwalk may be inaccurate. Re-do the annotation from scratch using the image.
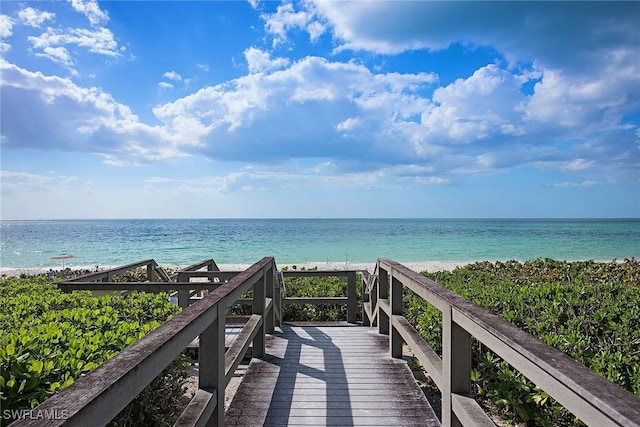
[226,323,439,427]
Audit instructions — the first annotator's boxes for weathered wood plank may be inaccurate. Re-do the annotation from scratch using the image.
[16,258,273,427]
[185,326,244,357]
[393,315,443,389]
[227,400,430,409]
[378,258,640,426]
[227,415,438,427]
[451,393,496,427]
[173,388,217,427]
[224,314,262,384]
[225,324,438,427]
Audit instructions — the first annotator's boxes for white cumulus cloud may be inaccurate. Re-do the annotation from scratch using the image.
[0,14,14,38]
[18,7,55,28]
[0,14,14,53]
[28,26,121,58]
[262,1,326,46]
[163,71,183,81]
[0,60,180,165]
[308,1,640,73]
[68,0,109,26]
[153,55,438,167]
[336,117,361,132]
[35,47,75,73]
[422,64,529,143]
[245,47,289,74]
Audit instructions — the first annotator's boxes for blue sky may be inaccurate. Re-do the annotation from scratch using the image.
[1,1,638,219]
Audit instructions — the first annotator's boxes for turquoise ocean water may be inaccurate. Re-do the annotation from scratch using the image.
[0,219,638,270]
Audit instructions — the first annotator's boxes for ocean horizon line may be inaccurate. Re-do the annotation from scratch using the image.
[2,217,639,222]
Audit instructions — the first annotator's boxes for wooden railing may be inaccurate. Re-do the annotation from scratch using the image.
[62,258,161,283]
[60,259,235,308]
[60,261,358,321]
[281,270,359,323]
[13,257,638,426]
[215,269,359,323]
[363,258,640,427]
[12,257,279,427]
[11,258,360,426]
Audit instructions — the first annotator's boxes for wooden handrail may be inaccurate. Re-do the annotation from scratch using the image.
[177,259,220,273]
[280,270,359,323]
[10,257,278,427]
[367,258,640,427]
[61,264,242,308]
[63,259,158,283]
[17,257,637,426]
[59,282,223,292]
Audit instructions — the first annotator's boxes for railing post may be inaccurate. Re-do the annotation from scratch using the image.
[274,271,282,327]
[442,306,472,427]
[371,274,378,328]
[199,307,225,427]
[347,271,357,324]
[361,273,370,326]
[265,263,274,334]
[378,263,389,335]
[390,274,403,358]
[253,267,266,358]
[147,263,155,282]
[177,272,190,309]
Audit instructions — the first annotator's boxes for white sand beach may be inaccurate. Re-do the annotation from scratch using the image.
[220,261,468,273]
[0,260,469,278]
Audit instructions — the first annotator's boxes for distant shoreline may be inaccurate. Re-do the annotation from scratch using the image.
[0,261,472,277]
[1,259,629,278]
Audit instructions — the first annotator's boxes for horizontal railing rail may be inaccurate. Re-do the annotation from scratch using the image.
[61,264,359,322]
[177,258,220,273]
[365,258,640,427]
[11,257,279,427]
[62,258,223,285]
[280,270,359,323]
[62,259,159,283]
[58,282,222,292]
[13,256,638,426]
[59,262,244,308]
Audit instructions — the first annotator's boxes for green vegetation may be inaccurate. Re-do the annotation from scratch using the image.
[405,258,640,426]
[3,259,638,426]
[228,267,355,321]
[281,268,355,321]
[242,260,639,425]
[0,276,189,427]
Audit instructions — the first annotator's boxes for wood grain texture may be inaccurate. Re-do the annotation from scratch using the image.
[226,324,439,427]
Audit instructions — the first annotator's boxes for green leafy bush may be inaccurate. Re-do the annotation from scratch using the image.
[282,271,352,321]
[227,267,355,322]
[109,353,189,427]
[404,258,640,426]
[0,277,188,426]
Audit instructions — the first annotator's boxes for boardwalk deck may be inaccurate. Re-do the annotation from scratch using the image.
[226,323,440,427]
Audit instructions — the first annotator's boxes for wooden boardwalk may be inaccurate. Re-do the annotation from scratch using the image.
[226,323,440,427]
[24,259,639,426]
